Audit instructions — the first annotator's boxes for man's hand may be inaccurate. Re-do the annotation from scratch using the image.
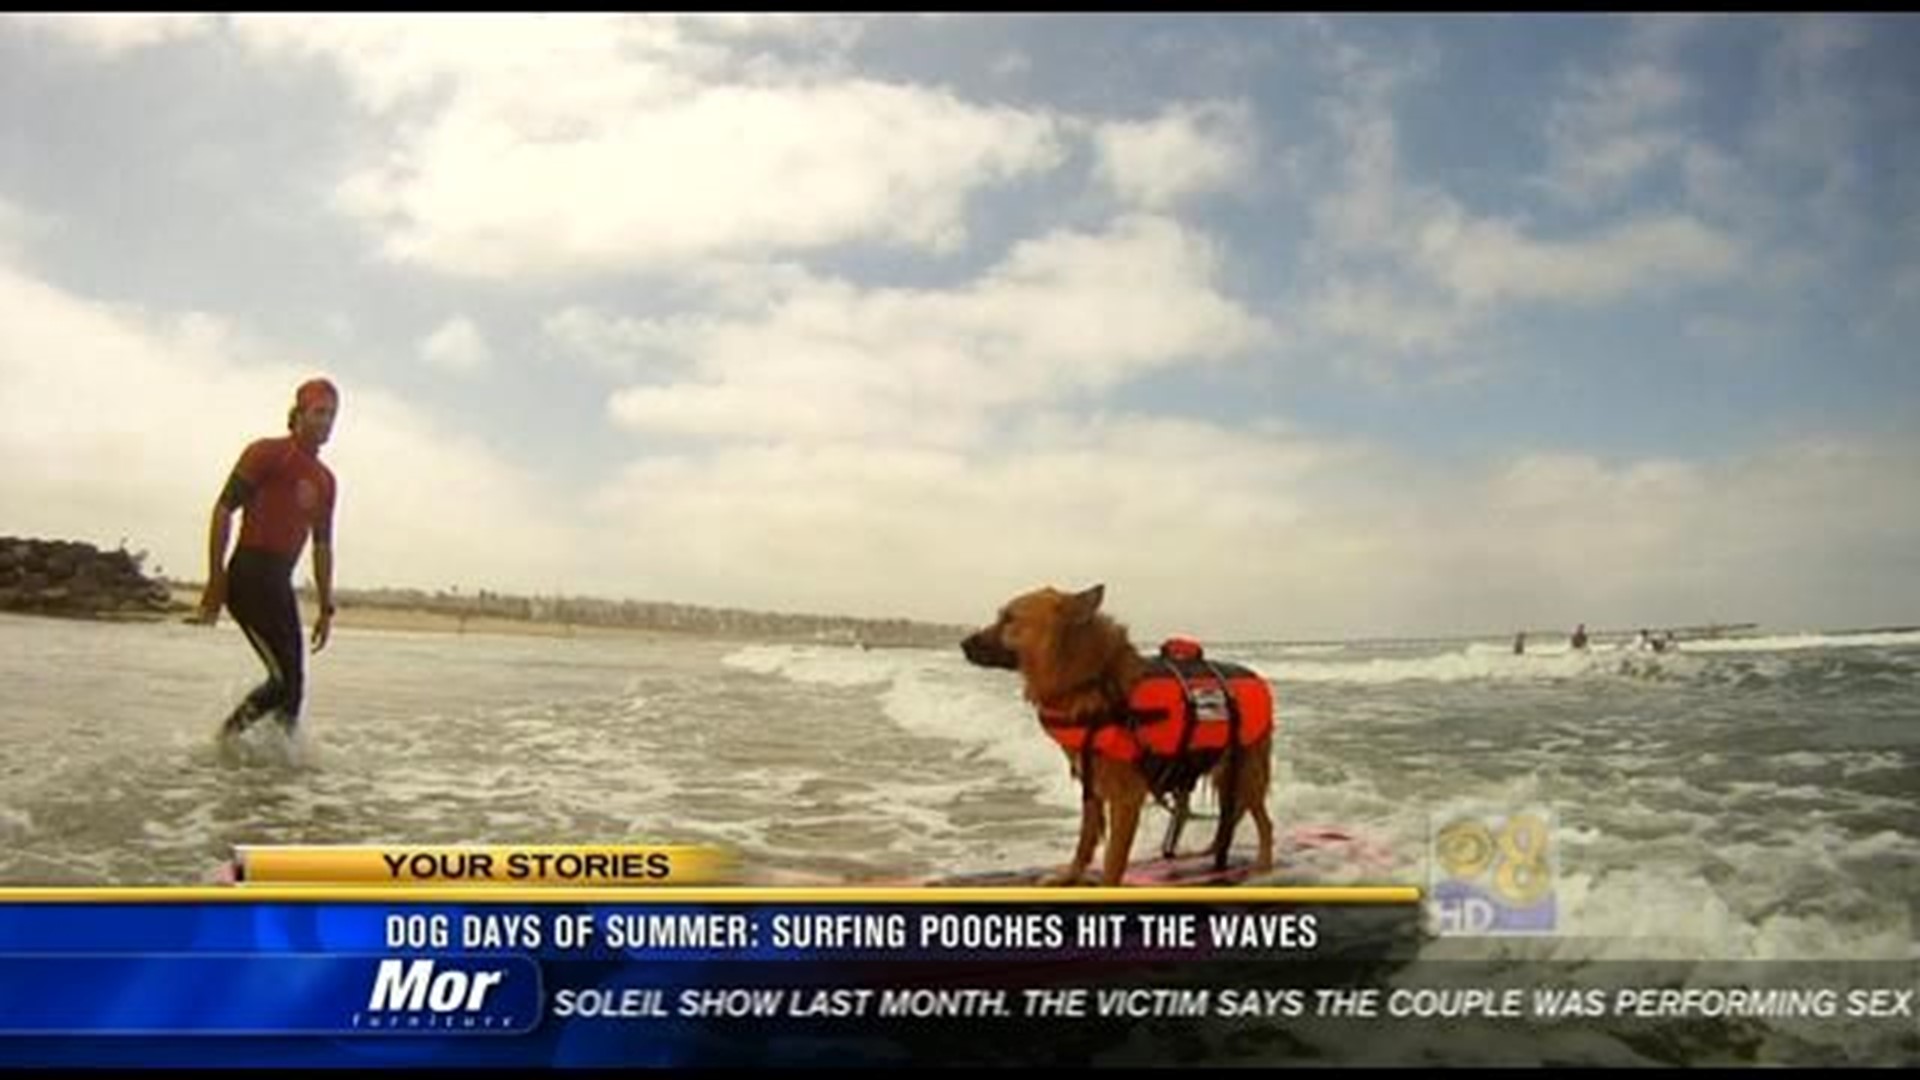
[311,609,333,653]
[189,574,227,626]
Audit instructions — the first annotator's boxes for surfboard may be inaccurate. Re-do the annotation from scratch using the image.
[907,826,1380,888]
[921,851,1260,888]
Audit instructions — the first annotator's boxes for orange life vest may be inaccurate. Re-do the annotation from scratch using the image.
[1037,638,1275,764]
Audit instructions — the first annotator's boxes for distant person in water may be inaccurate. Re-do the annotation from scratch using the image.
[1513,631,1527,655]
[1570,623,1589,650]
[190,378,341,737]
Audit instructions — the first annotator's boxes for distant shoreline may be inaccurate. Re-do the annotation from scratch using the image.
[162,588,954,646]
[195,590,683,642]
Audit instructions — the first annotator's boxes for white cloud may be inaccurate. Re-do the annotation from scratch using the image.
[1546,128,1688,207]
[0,263,570,596]
[228,17,1068,279]
[1308,84,1416,260]
[1447,440,1920,631]
[1303,277,1473,358]
[684,12,868,46]
[1557,62,1691,140]
[1093,100,1254,208]
[1537,18,1700,207]
[577,402,1920,636]
[419,315,490,374]
[18,13,213,56]
[1750,19,1870,225]
[1647,18,1870,325]
[359,82,1062,277]
[232,16,720,115]
[1413,211,1741,307]
[544,307,651,380]
[591,214,1275,445]
[582,414,1368,633]
[1297,40,1740,368]
[323,312,358,344]
[990,51,1031,80]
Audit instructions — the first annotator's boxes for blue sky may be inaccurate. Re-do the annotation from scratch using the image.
[2,14,1917,639]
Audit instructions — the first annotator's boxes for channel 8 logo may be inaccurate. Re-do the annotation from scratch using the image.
[1429,807,1557,936]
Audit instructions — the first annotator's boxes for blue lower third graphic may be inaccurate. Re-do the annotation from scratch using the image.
[0,954,541,1035]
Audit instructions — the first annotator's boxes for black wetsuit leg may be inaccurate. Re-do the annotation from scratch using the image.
[221,547,304,734]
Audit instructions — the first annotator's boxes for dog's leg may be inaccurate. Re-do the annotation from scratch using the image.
[1249,799,1275,873]
[1236,737,1275,873]
[1248,739,1275,872]
[1160,789,1190,859]
[1101,795,1144,887]
[1208,753,1242,871]
[1043,796,1102,886]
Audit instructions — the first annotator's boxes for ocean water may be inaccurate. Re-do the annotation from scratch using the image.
[1,612,1914,1062]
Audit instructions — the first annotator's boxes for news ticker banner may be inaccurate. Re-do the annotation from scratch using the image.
[0,826,1911,1067]
[0,878,1428,1068]
[0,892,1909,1067]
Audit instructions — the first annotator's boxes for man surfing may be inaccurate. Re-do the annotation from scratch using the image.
[190,378,341,738]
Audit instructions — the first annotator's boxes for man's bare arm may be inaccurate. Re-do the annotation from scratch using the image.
[193,498,235,625]
[310,541,335,652]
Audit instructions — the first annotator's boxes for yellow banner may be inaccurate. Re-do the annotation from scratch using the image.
[234,844,735,887]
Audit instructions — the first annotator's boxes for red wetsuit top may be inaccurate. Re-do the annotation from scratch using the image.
[222,436,336,562]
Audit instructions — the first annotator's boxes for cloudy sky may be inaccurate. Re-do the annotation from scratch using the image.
[3,14,1917,640]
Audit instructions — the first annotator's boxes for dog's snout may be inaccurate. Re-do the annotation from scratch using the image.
[961,628,1019,670]
[960,630,991,662]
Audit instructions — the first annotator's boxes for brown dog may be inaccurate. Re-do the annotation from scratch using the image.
[961,583,1275,886]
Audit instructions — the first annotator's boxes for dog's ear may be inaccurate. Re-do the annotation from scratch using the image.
[1065,583,1105,625]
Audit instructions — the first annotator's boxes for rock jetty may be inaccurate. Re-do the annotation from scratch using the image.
[0,536,184,620]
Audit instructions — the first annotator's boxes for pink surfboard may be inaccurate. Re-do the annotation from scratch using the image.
[907,825,1386,887]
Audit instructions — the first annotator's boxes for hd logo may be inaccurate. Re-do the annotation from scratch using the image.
[351,957,539,1032]
[1428,806,1558,937]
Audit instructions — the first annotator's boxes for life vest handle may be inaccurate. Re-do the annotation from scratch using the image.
[1159,655,1245,744]
[1159,659,1205,759]
[1200,658,1244,739]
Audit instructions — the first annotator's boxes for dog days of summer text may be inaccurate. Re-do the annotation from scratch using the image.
[387,910,1319,953]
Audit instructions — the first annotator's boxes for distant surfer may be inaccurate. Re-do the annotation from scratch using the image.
[1570,623,1589,651]
[1512,631,1526,655]
[190,378,341,737]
